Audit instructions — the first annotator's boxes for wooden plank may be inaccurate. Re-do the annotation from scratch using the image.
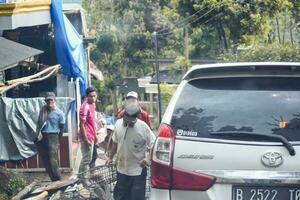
[31,178,78,195]
[38,154,44,168]
[23,191,48,200]
[6,161,16,168]
[16,160,27,169]
[27,155,38,168]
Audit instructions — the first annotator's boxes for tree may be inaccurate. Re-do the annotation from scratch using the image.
[164,0,293,51]
[83,0,164,112]
[84,0,300,112]
[160,83,176,110]
[170,55,192,75]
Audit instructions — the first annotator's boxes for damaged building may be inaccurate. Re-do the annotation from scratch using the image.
[0,0,100,171]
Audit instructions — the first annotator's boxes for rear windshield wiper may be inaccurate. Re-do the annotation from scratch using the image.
[210,131,296,156]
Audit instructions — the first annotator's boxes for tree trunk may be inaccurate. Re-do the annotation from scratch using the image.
[268,33,272,43]
[282,16,286,44]
[216,25,224,49]
[218,22,228,50]
[276,17,281,44]
[290,28,294,46]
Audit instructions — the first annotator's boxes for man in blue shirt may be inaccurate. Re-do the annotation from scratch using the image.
[36,92,65,181]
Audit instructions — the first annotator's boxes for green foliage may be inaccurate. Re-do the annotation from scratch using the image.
[8,174,26,196]
[105,104,114,116]
[163,0,295,55]
[0,193,9,200]
[170,55,192,74]
[91,79,111,112]
[160,83,176,108]
[189,26,222,58]
[84,0,159,78]
[84,0,165,112]
[84,0,300,113]
[223,43,300,62]
[85,0,300,64]
[0,167,26,198]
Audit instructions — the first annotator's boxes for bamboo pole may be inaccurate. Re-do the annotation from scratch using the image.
[0,65,60,95]
[5,65,60,85]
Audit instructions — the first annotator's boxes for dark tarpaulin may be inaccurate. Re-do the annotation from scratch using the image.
[0,97,74,161]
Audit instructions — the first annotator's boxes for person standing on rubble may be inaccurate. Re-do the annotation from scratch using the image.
[78,87,98,176]
[106,99,156,200]
[35,92,65,181]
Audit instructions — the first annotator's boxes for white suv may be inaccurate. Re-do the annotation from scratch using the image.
[150,62,300,200]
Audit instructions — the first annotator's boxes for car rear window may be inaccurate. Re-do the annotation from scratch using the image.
[171,77,300,142]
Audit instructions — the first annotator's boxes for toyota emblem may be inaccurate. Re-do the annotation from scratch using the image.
[261,152,283,167]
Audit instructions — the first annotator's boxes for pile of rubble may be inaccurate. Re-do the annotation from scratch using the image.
[12,174,114,200]
[51,179,113,200]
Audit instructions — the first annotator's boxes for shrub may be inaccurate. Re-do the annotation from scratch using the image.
[160,83,176,108]
[0,167,26,198]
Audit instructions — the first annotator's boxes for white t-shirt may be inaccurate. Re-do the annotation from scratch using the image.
[112,118,156,176]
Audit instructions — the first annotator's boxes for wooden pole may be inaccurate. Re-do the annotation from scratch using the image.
[152,32,162,123]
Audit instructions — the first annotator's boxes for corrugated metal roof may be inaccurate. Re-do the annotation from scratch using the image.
[0,37,43,71]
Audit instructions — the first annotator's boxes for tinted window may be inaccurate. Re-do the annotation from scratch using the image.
[171,77,300,141]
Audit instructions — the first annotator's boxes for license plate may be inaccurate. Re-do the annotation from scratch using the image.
[232,185,300,200]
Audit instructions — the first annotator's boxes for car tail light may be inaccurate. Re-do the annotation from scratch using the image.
[151,124,174,189]
[151,123,215,191]
[172,168,215,190]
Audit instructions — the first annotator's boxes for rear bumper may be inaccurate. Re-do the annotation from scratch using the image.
[149,188,213,200]
[149,182,300,200]
[149,188,170,200]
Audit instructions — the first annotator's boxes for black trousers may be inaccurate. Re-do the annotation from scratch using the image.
[36,133,61,181]
[113,168,147,200]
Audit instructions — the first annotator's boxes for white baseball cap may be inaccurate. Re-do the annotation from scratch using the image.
[126,91,138,99]
[107,125,115,131]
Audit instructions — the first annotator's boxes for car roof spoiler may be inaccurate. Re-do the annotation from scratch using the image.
[183,62,300,80]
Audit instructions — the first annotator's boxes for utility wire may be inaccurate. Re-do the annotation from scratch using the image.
[156,4,209,34]
[157,3,225,36]
[156,0,282,37]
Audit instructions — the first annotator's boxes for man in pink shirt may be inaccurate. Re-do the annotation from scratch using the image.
[78,87,98,178]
